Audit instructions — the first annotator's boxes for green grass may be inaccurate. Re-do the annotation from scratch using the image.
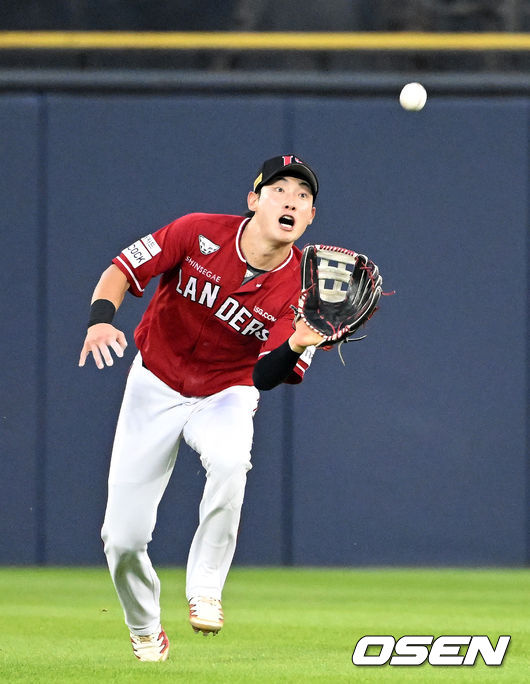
[0,567,528,682]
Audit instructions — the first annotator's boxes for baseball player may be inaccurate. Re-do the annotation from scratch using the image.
[79,155,323,661]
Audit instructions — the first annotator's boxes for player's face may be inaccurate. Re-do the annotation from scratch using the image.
[247,176,316,244]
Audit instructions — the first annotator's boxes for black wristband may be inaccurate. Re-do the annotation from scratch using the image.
[88,299,116,328]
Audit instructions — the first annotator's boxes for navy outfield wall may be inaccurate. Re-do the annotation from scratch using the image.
[0,93,527,566]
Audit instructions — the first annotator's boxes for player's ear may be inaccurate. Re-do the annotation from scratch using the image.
[247,190,259,212]
[307,205,316,225]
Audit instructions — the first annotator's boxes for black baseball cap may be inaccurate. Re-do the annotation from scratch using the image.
[253,155,319,199]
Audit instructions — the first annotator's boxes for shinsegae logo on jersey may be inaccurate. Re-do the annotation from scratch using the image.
[352,635,510,667]
[198,234,220,255]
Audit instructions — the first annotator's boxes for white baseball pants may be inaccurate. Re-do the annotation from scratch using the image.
[101,353,259,635]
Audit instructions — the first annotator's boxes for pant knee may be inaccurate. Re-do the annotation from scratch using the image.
[203,449,251,480]
[200,452,250,511]
[101,525,149,558]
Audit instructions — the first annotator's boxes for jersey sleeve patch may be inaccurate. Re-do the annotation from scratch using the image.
[122,234,161,269]
[142,233,162,256]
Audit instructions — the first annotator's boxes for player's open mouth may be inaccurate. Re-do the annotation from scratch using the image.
[279,215,295,229]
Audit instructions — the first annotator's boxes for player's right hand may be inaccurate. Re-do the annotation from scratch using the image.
[78,323,128,369]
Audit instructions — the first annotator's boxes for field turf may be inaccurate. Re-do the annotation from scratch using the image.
[0,567,528,682]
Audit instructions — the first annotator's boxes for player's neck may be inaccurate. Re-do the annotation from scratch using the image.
[240,218,293,271]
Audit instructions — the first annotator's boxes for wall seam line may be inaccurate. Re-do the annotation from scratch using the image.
[35,93,48,566]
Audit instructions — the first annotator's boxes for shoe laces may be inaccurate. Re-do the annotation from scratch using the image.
[131,628,166,651]
[190,596,223,621]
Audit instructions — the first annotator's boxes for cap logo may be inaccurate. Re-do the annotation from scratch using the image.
[282,155,303,166]
[253,154,317,198]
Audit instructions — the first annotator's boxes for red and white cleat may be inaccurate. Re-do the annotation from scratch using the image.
[130,625,170,661]
[189,596,224,635]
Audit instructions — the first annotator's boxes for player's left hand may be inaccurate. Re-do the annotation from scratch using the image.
[289,318,324,353]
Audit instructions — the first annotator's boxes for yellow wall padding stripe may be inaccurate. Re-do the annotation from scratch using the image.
[1,31,530,51]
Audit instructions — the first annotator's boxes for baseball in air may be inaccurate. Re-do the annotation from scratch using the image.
[399,82,427,111]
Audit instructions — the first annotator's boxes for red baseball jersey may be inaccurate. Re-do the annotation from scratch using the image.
[112,213,314,396]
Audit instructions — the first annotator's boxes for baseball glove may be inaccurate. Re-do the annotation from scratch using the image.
[294,244,383,364]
